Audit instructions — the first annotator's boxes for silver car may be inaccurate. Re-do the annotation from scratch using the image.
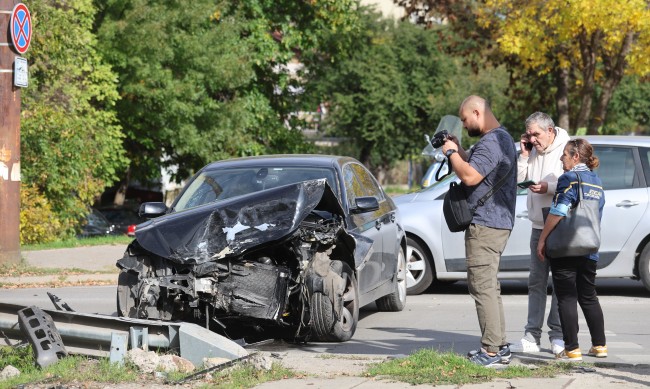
[395,135,650,295]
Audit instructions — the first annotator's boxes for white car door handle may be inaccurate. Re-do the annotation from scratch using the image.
[516,211,529,219]
[616,200,640,207]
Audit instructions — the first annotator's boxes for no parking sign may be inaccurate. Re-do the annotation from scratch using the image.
[11,3,32,54]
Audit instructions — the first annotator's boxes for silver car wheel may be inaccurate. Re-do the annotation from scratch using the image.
[405,237,434,295]
[406,244,427,288]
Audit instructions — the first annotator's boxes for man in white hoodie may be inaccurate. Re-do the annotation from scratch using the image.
[510,112,570,356]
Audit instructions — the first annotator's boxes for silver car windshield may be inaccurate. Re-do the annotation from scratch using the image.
[174,166,338,212]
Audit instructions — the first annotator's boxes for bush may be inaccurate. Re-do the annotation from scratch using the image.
[20,184,65,244]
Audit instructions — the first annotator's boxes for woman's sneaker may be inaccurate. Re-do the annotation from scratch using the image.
[556,348,582,361]
[509,338,541,353]
[588,345,608,358]
[467,345,511,364]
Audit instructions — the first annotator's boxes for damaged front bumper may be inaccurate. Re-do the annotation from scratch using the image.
[117,179,370,341]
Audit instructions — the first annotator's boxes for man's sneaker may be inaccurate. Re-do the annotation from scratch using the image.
[509,338,541,353]
[467,345,511,364]
[556,348,582,361]
[551,338,565,356]
[587,345,608,358]
[468,349,503,367]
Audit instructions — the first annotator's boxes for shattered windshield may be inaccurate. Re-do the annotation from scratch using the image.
[174,166,338,212]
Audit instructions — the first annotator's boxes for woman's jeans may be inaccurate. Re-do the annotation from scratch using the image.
[549,255,606,351]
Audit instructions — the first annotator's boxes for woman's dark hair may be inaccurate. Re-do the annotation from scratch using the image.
[566,138,599,170]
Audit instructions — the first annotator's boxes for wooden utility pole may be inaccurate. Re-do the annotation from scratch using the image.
[0,0,26,264]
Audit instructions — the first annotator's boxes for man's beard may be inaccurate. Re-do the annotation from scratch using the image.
[467,127,481,137]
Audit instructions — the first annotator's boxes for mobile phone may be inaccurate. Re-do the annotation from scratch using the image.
[517,180,536,189]
[525,142,533,151]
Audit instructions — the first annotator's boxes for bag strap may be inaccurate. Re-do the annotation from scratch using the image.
[476,161,515,208]
[574,171,584,206]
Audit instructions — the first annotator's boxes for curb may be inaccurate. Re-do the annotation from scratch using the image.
[0,273,118,287]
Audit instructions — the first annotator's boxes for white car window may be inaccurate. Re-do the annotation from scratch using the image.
[594,146,636,190]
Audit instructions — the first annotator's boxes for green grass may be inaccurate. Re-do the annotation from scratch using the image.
[21,235,133,251]
[0,346,581,388]
[0,346,138,389]
[365,349,576,386]
[0,346,295,389]
[200,363,297,388]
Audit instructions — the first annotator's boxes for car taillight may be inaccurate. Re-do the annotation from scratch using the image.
[127,224,136,236]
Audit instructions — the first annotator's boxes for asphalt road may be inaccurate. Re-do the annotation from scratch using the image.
[1,278,648,367]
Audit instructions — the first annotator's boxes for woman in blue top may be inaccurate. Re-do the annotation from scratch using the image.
[536,139,607,362]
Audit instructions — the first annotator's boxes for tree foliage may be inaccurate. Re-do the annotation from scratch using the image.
[476,0,650,133]
[396,0,650,135]
[94,0,361,191]
[306,11,460,180]
[21,0,128,238]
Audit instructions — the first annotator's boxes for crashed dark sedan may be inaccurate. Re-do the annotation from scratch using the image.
[116,155,407,342]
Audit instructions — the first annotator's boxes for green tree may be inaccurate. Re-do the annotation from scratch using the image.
[21,0,128,238]
[603,75,650,135]
[397,0,650,135]
[94,0,361,202]
[307,12,459,181]
[476,0,650,134]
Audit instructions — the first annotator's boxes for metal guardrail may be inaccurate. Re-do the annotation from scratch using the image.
[0,302,248,366]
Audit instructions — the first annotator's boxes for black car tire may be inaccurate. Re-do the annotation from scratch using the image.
[310,261,359,342]
[406,237,434,295]
[117,270,139,318]
[639,244,650,293]
[375,248,407,311]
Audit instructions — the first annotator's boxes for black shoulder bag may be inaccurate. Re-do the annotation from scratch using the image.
[443,162,514,233]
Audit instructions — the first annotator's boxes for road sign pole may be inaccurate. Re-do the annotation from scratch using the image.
[0,0,23,265]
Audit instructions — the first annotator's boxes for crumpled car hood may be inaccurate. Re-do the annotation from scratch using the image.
[135,179,352,264]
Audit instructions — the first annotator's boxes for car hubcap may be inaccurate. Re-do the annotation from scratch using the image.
[406,244,426,288]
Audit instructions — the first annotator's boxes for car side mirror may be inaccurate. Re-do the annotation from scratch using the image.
[139,202,168,218]
[351,196,380,214]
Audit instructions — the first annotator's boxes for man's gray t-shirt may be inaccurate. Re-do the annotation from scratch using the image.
[464,126,517,230]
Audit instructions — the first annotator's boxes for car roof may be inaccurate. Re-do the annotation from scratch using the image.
[201,154,359,171]
[578,135,650,147]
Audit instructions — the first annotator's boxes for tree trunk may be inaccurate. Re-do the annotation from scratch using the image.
[555,67,570,131]
[113,167,131,206]
[358,143,373,168]
[575,29,601,130]
[587,31,635,134]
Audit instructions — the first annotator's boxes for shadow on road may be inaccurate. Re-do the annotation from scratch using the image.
[419,278,648,298]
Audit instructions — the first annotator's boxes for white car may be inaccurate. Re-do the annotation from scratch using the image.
[395,135,650,295]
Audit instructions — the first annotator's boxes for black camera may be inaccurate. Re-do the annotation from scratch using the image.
[430,130,449,149]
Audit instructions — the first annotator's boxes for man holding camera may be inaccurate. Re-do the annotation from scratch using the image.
[442,95,517,367]
[511,112,570,356]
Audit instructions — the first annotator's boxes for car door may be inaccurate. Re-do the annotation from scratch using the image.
[438,180,531,273]
[500,187,535,271]
[352,163,399,283]
[592,144,649,267]
[343,163,386,293]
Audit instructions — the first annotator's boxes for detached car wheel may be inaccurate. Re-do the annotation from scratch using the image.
[310,261,359,342]
[376,248,407,311]
[406,237,434,295]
